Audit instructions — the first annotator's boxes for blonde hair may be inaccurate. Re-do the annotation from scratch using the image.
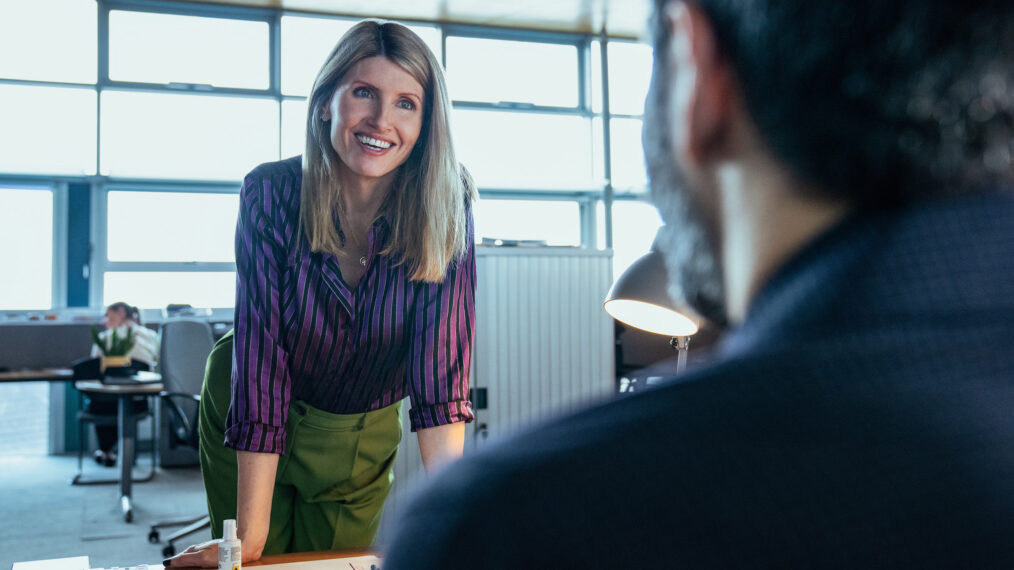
[302,19,476,283]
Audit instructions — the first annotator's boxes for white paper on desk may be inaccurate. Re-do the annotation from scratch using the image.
[88,563,163,570]
[258,555,382,570]
[13,556,90,570]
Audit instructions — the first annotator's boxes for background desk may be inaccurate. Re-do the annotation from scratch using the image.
[75,376,163,523]
[0,368,73,382]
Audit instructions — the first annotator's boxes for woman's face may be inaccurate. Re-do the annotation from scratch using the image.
[325,56,425,187]
[104,307,128,329]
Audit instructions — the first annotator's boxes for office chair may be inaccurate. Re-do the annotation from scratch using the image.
[147,319,214,557]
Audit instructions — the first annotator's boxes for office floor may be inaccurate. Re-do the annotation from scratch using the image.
[1,454,208,570]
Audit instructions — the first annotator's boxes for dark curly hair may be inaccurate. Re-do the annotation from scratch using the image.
[651,0,1014,208]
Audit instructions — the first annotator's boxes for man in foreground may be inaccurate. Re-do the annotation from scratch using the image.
[385,0,1014,566]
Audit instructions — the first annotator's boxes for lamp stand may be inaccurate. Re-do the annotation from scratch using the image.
[670,335,690,374]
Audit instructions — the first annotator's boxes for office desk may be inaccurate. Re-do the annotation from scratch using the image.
[250,549,378,566]
[0,368,73,382]
[12,550,379,570]
[75,375,163,523]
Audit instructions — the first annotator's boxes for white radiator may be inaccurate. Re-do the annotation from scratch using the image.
[377,247,615,543]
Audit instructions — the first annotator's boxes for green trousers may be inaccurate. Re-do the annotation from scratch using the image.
[198,330,402,553]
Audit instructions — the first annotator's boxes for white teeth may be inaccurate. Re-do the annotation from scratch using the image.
[356,134,392,149]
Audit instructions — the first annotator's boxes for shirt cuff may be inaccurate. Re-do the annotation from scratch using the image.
[224,420,286,454]
[409,400,475,432]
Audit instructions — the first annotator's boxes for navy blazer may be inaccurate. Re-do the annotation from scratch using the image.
[385,193,1014,569]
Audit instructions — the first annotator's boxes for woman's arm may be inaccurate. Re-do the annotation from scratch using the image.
[417,421,465,474]
[406,209,477,471]
[165,164,296,567]
[236,450,279,559]
[164,451,277,567]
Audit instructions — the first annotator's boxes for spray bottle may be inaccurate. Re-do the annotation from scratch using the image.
[219,519,242,570]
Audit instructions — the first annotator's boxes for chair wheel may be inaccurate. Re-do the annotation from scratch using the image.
[148,529,160,543]
[162,544,176,557]
[125,510,133,523]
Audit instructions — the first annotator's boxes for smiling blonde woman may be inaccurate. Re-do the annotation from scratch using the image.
[169,20,477,567]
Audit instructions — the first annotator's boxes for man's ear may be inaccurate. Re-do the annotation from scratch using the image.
[666,1,735,165]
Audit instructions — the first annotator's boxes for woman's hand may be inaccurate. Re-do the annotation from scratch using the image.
[163,539,219,568]
[164,537,264,568]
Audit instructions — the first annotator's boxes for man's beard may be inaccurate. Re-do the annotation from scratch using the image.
[642,64,728,326]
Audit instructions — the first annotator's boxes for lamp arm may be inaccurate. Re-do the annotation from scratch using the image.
[670,336,690,375]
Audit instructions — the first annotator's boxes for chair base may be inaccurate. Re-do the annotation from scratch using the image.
[149,514,211,557]
[70,460,156,486]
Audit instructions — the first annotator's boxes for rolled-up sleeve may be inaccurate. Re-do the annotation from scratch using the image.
[406,212,477,431]
[224,169,293,454]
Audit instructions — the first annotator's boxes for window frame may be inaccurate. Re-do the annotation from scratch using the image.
[442,24,591,115]
[99,0,280,96]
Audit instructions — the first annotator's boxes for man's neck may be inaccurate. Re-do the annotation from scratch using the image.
[717,158,850,324]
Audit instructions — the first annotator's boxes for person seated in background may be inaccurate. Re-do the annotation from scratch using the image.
[87,301,159,466]
[384,0,1014,567]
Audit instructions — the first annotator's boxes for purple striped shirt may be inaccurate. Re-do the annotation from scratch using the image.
[225,156,475,454]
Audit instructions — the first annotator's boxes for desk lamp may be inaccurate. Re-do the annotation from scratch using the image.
[603,239,701,374]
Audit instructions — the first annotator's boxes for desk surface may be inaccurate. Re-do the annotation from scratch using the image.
[74,378,164,394]
[249,549,377,566]
[0,367,73,382]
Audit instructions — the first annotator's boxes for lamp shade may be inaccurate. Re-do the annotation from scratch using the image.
[604,248,701,337]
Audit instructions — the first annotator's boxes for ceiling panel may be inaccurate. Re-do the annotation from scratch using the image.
[178,0,651,38]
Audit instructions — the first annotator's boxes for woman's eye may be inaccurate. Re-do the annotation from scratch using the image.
[397,99,416,110]
[353,87,372,98]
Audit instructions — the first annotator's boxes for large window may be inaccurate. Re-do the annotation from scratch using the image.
[0,84,97,176]
[597,40,656,279]
[594,40,652,196]
[281,16,441,97]
[601,42,652,116]
[454,110,596,191]
[0,0,97,84]
[445,37,579,107]
[280,99,310,159]
[103,271,237,309]
[100,91,279,180]
[474,199,582,246]
[0,186,55,310]
[596,117,648,192]
[102,189,239,309]
[0,1,659,311]
[105,191,238,262]
[0,383,49,456]
[109,10,270,88]
[598,201,663,281]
